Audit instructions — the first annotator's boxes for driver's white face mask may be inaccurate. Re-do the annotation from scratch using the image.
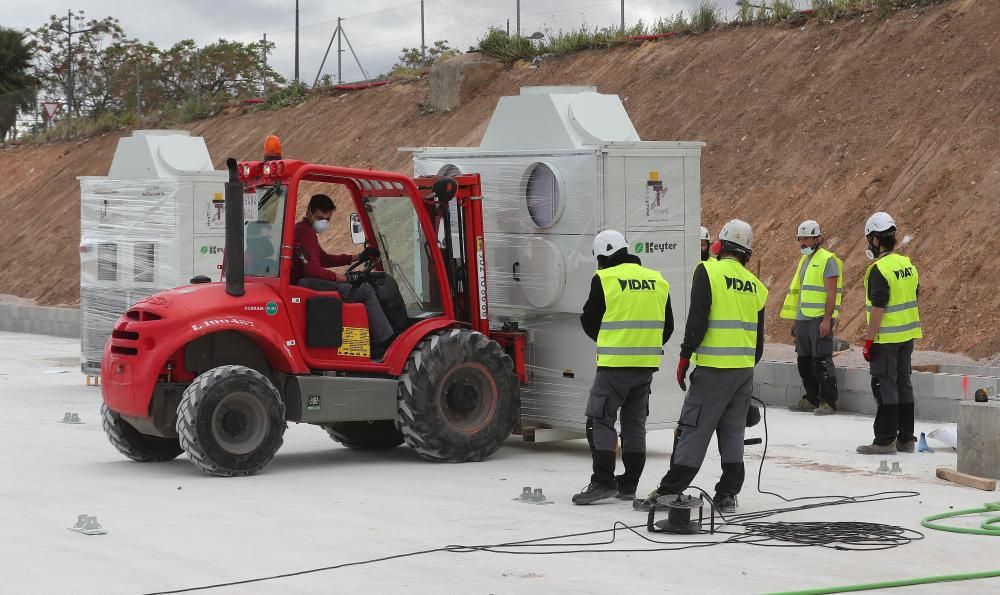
[312,220,330,234]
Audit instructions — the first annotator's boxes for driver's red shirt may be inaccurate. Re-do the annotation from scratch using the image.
[291,219,353,284]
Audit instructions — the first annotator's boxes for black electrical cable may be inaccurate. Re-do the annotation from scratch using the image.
[144,398,923,594]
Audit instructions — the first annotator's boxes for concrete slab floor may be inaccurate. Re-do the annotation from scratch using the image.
[1,331,997,595]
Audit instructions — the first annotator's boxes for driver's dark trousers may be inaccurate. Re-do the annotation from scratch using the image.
[655,366,754,498]
[298,278,394,344]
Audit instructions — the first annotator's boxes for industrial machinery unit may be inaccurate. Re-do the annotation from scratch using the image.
[410,86,704,435]
[79,130,227,375]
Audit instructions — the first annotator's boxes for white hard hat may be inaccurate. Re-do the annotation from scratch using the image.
[719,219,753,251]
[592,229,628,257]
[797,220,821,237]
[864,212,896,236]
[700,226,711,242]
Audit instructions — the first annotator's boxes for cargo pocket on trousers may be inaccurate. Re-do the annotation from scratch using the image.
[869,346,888,377]
[585,395,609,418]
[677,402,702,429]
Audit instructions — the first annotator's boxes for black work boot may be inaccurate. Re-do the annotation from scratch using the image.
[572,482,619,505]
[616,452,646,500]
[713,494,738,514]
[574,451,618,505]
[615,476,637,500]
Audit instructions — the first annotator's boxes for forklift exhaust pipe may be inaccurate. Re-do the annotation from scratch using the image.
[224,158,245,297]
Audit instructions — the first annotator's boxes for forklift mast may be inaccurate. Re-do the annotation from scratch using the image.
[412,174,488,336]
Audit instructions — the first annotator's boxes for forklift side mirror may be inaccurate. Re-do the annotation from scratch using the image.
[432,177,458,203]
[349,213,366,245]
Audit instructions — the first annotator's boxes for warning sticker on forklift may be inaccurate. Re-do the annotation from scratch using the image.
[339,327,371,357]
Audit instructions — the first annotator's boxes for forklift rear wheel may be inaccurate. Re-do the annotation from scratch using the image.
[322,421,404,450]
[398,329,519,462]
[176,365,286,477]
[101,403,183,462]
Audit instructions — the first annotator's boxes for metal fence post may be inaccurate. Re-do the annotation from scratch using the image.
[621,0,625,30]
[421,0,426,58]
[516,0,520,37]
[135,62,141,115]
[295,0,300,83]
[195,49,201,111]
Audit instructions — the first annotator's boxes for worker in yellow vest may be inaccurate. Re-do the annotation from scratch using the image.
[781,220,843,415]
[574,229,674,505]
[857,212,922,455]
[700,226,712,261]
[635,220,767,514]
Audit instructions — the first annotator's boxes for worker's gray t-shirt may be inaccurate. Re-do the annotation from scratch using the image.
[796,253,841,320]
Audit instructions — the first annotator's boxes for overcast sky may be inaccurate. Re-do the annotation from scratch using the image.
[3,0,761,83]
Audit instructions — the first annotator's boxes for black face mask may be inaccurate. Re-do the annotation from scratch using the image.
[866,236,879,260]
[700,248,710,261]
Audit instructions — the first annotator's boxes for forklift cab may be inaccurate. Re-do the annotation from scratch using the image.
[233,140,482,371]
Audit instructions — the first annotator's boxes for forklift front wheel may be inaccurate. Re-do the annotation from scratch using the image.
[176,365,286,477]
[398,329,519,462]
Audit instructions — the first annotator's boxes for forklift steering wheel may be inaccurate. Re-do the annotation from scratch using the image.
[345,256,382,287]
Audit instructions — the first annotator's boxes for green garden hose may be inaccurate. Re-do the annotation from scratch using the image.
[764,502,1000,595]
[920,500,1000,536]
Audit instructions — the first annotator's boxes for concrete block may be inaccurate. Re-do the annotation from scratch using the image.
[941,364,1000,379]
[784,385,803,406]
[754,384,788,407]
[838,390,877,416]
[911,372,934,399]
[935,374,997,400]
[844,367,872,393]
[933,374,964,400]
[958,401,1000,480]
[916,397,958,423]
[752,383,777,406]
[773,363,801,387]
[754,362,775,385]
[833,367,847,387]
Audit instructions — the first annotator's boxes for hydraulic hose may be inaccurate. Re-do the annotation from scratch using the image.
[764,502,1000,595]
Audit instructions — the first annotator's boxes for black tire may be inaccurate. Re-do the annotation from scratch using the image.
[322,421,404,450]
[398,329,519,462]
[101,402,183,462]
[176,365,285,477]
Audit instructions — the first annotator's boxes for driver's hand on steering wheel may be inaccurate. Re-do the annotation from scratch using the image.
[358,246,380,261]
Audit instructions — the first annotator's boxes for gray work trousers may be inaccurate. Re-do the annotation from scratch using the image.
[794,317,839,405]
[658,366,754,497]
[585,367,653,452]
[585,367,653,487]
[869,339,915,445]
[298,278,394,344]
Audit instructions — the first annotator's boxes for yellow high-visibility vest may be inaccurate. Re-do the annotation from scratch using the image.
[595,263,670,367]
[780,248,843,320]
[865,253,921,344]
[695,258,768,369]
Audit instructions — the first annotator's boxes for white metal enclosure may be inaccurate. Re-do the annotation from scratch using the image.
[410,86,704,435]
[78,130,227,374]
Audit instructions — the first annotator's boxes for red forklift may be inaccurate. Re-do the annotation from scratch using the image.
[100,137,527,476]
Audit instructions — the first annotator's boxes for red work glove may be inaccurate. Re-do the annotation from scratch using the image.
[676,357,691,391]
[863,339,874,362]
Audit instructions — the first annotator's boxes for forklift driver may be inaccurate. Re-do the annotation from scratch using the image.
[292,193,395,358]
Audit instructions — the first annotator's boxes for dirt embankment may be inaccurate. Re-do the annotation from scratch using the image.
[0,0,997,356]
